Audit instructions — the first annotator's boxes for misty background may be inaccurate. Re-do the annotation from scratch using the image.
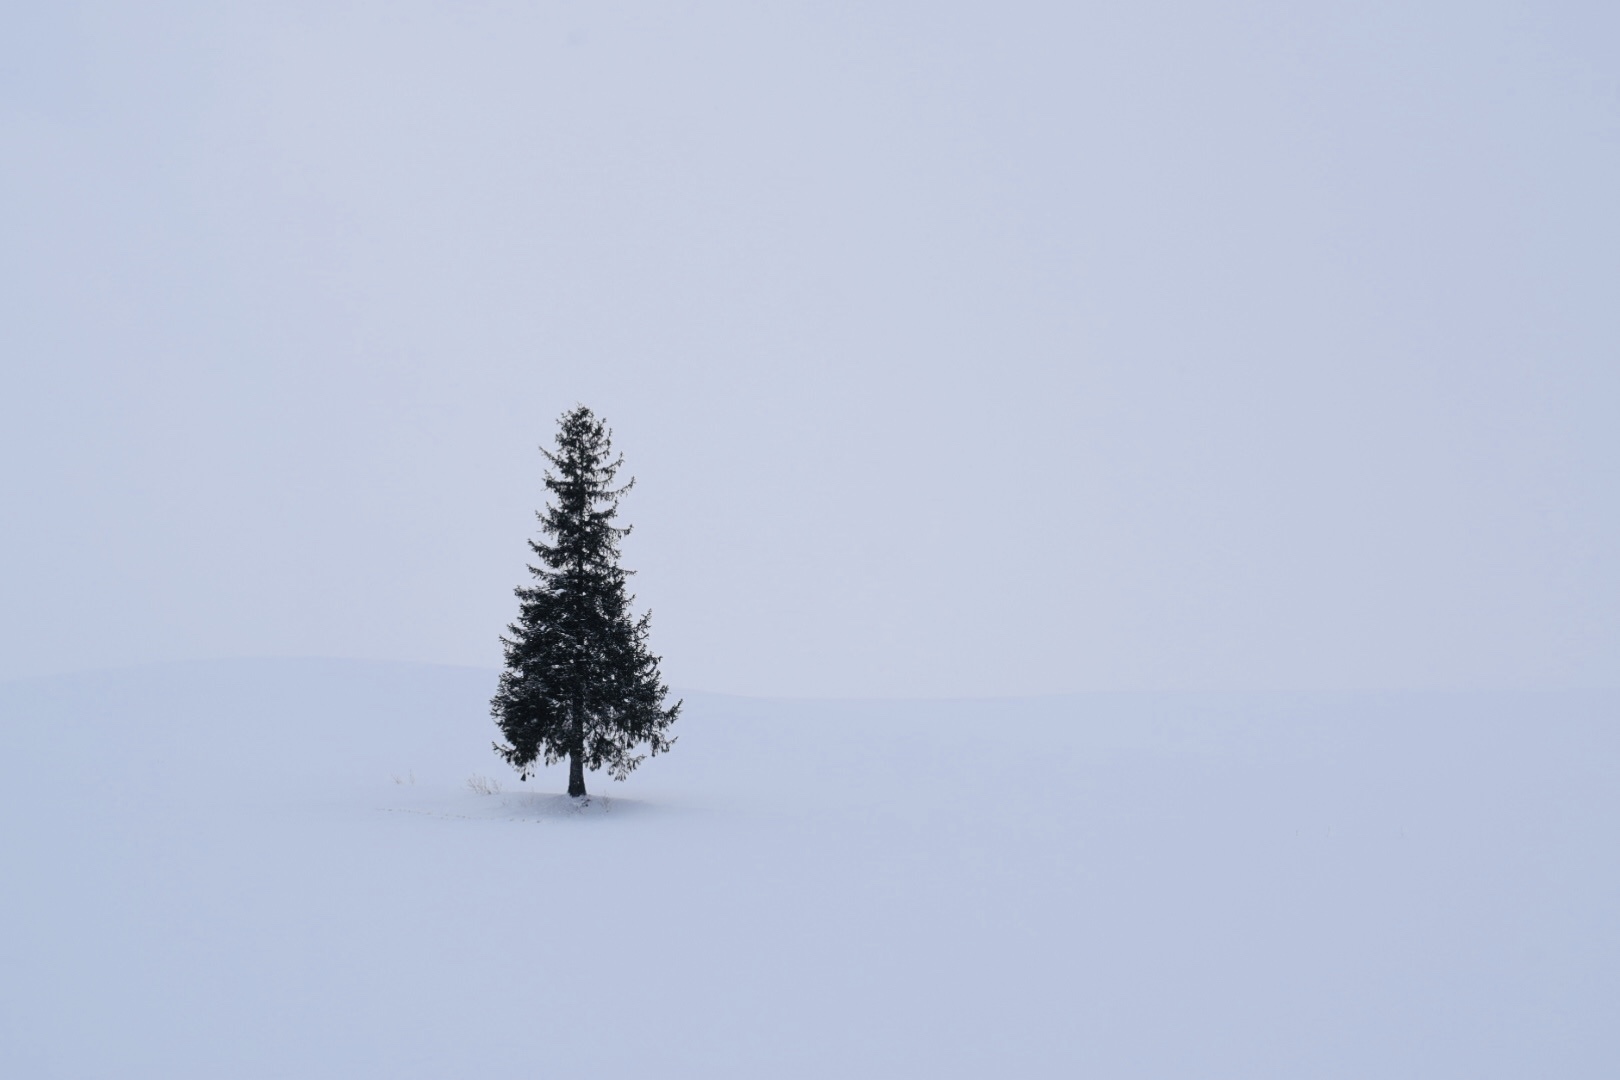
[3,1,1616,697]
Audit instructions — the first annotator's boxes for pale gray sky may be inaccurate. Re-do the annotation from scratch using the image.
[3,1,1617,695]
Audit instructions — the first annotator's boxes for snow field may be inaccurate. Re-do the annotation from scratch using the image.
[1,660,1615,1077]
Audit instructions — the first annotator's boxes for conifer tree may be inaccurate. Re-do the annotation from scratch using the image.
[492,406,679,798]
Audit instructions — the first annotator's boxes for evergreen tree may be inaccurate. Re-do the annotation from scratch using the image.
[492,406,679,798]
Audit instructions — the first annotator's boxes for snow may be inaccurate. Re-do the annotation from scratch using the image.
[1,659,1616,1077]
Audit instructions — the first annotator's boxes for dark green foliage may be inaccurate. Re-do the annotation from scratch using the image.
[491,406,679,797]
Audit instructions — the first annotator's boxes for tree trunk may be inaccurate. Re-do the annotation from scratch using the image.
[567,751,587,798]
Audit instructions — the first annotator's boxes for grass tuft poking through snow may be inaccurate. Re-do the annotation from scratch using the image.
[465,773,504,795]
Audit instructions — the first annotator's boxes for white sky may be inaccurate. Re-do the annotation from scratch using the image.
[3,1,1617,695]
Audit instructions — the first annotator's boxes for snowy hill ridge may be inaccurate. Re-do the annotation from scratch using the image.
[2,659,1616,1078]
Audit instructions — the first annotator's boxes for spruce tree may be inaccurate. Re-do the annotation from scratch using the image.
[492,406,679,798]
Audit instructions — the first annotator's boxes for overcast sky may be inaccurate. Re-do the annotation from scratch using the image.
[3,1,1617,696]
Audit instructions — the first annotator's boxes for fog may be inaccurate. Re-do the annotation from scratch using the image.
[3,1,1617,696]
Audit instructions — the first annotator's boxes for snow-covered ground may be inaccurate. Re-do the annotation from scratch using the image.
[1,659,1615,1077]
